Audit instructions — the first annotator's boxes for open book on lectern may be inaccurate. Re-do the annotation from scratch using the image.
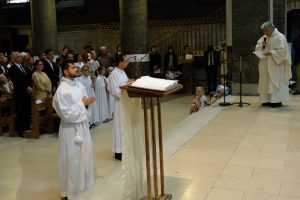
[129,76,179,91]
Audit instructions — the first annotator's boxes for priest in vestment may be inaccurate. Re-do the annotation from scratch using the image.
[255,21,292,107]
[53,61,95,199]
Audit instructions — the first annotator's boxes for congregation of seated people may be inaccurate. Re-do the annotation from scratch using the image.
[0,43,230,137]
[0,44,118,138]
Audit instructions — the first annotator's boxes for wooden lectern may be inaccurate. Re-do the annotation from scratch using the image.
[122,84,183,200]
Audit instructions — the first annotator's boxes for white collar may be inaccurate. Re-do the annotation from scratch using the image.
[46,59,52,63]
[61,77,76,86]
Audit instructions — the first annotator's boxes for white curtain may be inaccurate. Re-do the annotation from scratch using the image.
[120,90,147,200]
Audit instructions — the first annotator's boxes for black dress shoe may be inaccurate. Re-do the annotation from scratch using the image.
[292,90,300,95]
[115,153,122,161]
[270,102,282,108]
[262,102,271,106]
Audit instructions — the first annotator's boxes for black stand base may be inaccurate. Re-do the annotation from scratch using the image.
[231,101,250,108]
[219,102,232,106]
[232,57,251,108]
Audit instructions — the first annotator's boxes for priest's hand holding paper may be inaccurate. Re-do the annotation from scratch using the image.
[82,96,96,106]
[263,52,271,56]
[261,40,267,49]
[252,51,267,59]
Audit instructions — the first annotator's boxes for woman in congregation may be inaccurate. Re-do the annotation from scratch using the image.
[24,56,34,72]
[114,44,122,60]
[32,60,52,101]
[180,44,194,95]
[74,53,84,69]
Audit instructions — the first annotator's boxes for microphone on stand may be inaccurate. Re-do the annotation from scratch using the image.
[262,37,267,50]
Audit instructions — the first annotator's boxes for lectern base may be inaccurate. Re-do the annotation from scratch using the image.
[140,193,172,200]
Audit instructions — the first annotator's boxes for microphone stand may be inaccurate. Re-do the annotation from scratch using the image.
[232,56,250,107]
[219,51,231,107]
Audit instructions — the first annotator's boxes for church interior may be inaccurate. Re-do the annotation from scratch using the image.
[1,0,300,200]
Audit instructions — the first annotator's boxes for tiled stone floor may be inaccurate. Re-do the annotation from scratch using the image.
[1,94,300,200]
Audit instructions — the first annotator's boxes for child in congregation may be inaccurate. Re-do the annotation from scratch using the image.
[95,66,111,123]
[209,77,231,101]
[189,84,228,115]
[77,64,100,128]
[107,66,115,119]
[189,86,209,115]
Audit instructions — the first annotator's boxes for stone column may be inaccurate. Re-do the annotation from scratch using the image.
[231,0,269,94]
[30,0,58,55]
[273,0,286,33]
[226,0,233,46]
[119,0,149,79]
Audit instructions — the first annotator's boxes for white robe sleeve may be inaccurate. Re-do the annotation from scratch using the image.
[107,73,122,99]
[270,37,286,65]
[53,86,88,123]
[255,36,265,51]
[269,34,292,84]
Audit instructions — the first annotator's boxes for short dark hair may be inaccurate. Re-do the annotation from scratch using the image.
[97,66,105,74]
[61,60,74,76]
[73,53,80,62]
[150,45,157,50]
[168,46,174,50]
[38,52,45,57]
[63,46,69,51]
[56,57,62,64]
[45,48,53,55]
[34,59,41,66]
[82,53,89,60]
[115,54,125,66]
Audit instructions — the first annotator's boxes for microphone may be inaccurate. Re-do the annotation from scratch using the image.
[262,37,267,49]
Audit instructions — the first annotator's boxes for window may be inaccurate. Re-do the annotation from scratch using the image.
[6,0,29,3]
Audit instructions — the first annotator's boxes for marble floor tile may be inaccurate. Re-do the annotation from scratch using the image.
[178,191,206,200]
[260,148,300,162]
[222,165,254,179]
[1,95,300,200]
[164,159,226,178]
[280,182,300,198]
[252,167,300,183]
[206,188,244,200]
[242,192,299,200]
[229,156,285,170]
[215,176,281,195]
[284,160,300,171]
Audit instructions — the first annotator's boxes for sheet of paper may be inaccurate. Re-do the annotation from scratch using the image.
[252,51,266,59]
[185,54,193,60]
